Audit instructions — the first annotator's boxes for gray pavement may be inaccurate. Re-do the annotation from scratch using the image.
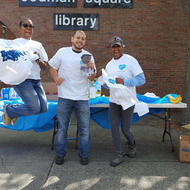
[0,114,190,190]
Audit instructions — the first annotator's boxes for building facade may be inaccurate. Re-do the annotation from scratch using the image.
[0,0,189,98]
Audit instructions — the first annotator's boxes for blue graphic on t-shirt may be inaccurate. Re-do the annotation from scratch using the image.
[119,64,126,70]
[0,50,25,62]
[108,78,116,84]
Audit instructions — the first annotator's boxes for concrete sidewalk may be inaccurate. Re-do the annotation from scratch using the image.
[0,114,190,190]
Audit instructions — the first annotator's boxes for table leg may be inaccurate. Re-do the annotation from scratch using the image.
[51,116,58,150]
[162,109,174,152]
[51,116,78,150]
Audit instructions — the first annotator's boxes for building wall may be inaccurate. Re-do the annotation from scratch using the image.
[0,0,189,97]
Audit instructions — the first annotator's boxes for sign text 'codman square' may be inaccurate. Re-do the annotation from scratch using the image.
[84,0,133,8]
[54,13,99,30]
[19,0,76,7]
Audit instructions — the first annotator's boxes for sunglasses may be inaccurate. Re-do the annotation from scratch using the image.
[22,23,34,29]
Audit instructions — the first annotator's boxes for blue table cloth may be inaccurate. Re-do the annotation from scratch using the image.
[0,94,175,132]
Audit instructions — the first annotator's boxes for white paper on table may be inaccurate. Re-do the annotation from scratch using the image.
[134,102,149,116]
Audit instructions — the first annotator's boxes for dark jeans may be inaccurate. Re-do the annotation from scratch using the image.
[109,102,135,154]
[55,98,90,158]
[6,79,47,119]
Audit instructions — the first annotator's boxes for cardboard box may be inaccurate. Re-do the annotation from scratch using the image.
[179,136,190,163]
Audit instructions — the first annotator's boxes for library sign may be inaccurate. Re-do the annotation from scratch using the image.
[19,0,133,30]
[54,13,99,30]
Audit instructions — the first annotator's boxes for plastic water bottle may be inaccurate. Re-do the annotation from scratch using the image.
[9,88,19,99]
[0,101,4,110]
[1,88,10,100]
[0,87,19,100]
[89,86,97,98]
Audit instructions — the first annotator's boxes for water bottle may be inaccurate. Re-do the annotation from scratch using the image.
[1,88,10,100]
[1,87,19,100]
[0,101,4,110]
[89,86,97,98]
[9,87,19,99]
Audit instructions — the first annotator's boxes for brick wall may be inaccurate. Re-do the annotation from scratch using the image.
[0,0,189,97]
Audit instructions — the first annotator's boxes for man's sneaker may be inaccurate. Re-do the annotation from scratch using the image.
[110,153,126,167]
[80,157,89,165]
[2,105,11,126]
[11,117,18,126]
[55,156,64,165]
[126,142,136,158]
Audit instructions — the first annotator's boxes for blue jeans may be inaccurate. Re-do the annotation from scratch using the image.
[6,79,48,119]
[109,103,135,154]
[55,98,90,158]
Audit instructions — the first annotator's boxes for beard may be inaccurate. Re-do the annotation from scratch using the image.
[72,42,85,51]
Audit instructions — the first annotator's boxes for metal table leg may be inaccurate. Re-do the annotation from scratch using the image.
[51,116,57,150]
[51,116,78,150]
[162,109,174,152]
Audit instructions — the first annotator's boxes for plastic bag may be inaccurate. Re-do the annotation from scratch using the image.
[0,39,38,85]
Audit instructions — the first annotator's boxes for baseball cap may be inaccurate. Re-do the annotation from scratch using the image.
[109,36,125,48]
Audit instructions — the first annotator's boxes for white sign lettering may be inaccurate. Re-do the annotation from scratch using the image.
[84,0,132,8]
[54,14,99,30]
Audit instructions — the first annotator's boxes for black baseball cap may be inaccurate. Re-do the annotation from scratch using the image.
[109,36,125,48]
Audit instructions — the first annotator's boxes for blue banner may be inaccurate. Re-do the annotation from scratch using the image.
[19,0,76,8]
